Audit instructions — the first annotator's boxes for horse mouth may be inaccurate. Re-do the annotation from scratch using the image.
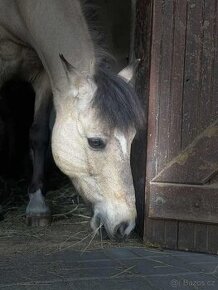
[90,214,133,241]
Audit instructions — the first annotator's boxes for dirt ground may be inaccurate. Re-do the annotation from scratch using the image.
[0,175,145,257]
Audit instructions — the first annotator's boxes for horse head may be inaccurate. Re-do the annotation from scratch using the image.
[52,55,143,240]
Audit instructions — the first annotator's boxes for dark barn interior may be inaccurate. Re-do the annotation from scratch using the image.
[0,81,35,200]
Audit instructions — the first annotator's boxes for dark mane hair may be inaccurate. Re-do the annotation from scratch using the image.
[93,67,144,131]
[81,1,144,131]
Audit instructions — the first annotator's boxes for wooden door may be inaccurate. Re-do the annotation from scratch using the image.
[144,0,218,253]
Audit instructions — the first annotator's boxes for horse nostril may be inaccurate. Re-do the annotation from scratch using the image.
[114,222,129,241]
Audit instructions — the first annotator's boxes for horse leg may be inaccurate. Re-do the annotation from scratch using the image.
[26,73,52,226]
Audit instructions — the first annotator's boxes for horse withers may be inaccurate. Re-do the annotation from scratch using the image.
[0,0,144,240]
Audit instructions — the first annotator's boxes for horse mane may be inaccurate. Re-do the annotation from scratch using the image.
[81,0,144,131]
[80,0,114,67]
[93,67,144,131]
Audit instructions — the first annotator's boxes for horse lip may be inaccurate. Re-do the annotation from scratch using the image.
[90,213,101,230]
[91,213,112,238]
[91,210,134,241]
[94,217,127,241]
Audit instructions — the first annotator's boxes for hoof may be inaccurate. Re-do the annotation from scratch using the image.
[26,214,51,226]
[26,189,50,226]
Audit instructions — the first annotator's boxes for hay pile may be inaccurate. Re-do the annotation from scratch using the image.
[0,175,143,256]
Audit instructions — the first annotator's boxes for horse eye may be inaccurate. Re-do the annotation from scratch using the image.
[88,138,106,150]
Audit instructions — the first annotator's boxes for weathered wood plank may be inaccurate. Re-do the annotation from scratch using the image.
[144,217,153,243]
[194,224,208,252]
[149,182,218,223]
[157,0,174,171]
[212,0,218,120]
[182,0,204,148]
[208,224,218,254]
[145,219,165,245]
[152,219,165,245]
[164,220,178,249]
[145,0,163,180]
[168,0,187,159]
[144,0,166,243]
[153,121,218,184]
[178,222,195,251]
[199,0,217,130]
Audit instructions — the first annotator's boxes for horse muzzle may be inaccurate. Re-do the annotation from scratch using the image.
[90,210,136,241]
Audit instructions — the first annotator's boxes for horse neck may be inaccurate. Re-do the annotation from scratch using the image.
[17,0,96,93]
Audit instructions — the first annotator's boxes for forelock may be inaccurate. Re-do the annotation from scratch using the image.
[92,67,144,131]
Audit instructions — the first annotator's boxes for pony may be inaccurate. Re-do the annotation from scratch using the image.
[0,0,143,240]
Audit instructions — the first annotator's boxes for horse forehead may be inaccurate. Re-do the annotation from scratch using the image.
[114,130,128,156]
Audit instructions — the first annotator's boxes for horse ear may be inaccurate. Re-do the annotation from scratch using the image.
[118,59,140,83]
[59,54,77,75]
[59,54,85,96]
